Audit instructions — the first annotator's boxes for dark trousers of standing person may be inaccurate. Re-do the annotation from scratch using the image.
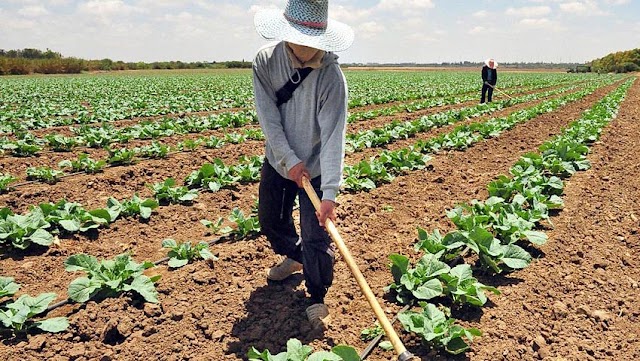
[481,83,494,103]
[258,160,334,304]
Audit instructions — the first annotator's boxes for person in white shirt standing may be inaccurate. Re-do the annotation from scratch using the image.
[252,0,354,330]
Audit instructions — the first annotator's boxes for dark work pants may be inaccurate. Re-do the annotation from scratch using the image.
[481,83,494,103]
[258,160,334,304]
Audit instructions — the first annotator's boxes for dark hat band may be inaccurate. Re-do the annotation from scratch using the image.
[284,12,327,29]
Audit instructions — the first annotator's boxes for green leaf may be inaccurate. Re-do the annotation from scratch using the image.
[523,230,547,245]
[411,278,443,300]
[65,254,99,272]
[500,244,532,269]
[161,239,177,248]
[378,341,393,351]
[388,254,409,284]
[68,277,101,303]
[0,277,20,297]
[58,219,80,232]
[23,293,57,315]
[285,338,313,360]
[140,207,152,219]
[123,275,159,303]
[198,247,216,261]
[444,336,470,355]
[140,199,159,208]
[247,347,272,361]
[331,345,361,361]
[88,209,112,223]
[35,317,69,333]
[0,310,12,328]
[168,257,189,268]
[28,228,54,246]
[308,351,342,361]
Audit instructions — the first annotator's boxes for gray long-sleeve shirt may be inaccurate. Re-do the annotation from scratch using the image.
[252,41,348,202]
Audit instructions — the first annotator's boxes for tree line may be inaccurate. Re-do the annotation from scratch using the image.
[0,48,251,76]
[590,48,640,73]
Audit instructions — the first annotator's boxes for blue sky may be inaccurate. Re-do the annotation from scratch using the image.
[0,0,638,64]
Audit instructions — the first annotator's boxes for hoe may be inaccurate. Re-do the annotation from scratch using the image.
[302,177,414,361]
[485,82,514,100]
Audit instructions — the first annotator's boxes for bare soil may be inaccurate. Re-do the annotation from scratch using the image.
[0,77,638,361]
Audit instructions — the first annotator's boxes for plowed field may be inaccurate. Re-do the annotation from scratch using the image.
[0,70,638,361]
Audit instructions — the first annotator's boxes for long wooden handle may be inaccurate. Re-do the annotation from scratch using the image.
[301,177,413,361]
[486,82,514,100]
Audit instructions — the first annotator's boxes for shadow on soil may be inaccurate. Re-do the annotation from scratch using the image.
[227,274,339,360]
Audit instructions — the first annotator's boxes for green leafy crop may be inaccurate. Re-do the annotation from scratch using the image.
[65,253,160,303]
[26,166,65,184]
[0,293,68,334]
[248,338,360,361]
[151,178,199,205]
[162,239,217,268]
[107,195,159,220]
[0,277,20,298]
[398,303,481,355]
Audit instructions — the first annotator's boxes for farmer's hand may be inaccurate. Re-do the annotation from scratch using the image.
[288,162,310,188]
[316,199,337,227]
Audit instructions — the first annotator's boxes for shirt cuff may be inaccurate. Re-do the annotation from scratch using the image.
[283,153,302,173]
[321,189,338,202]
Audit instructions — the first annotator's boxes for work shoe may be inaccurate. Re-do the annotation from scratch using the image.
[266,258,302,281]
[306,303,330,330]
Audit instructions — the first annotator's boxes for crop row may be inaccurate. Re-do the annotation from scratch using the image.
[1,76,610,254]
[0,75,628,358]
[0,76,583,153]
[0,73,626,360]
[381,78,633,355]
[0,79,607,192]
[0,72,604,132]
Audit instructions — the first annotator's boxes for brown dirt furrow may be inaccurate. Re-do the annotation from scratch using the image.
[0,185,259,301]
[0,140,264,212]
[0,124,264,182]
[467,78,640,361]
[0,81,626,360]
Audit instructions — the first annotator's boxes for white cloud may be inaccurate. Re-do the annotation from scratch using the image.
[559,1,607,16]
[77,0,144,16]
[472,10,489,18]
[405,31,437,42]
[505,6,551,17]
[1,17,37,30]
[517,17,566,31]
[330,4,372,25]
[519,18,552,27]
[47,0,73,5]
[162,11,195,23]
[18,5,48,17]
[356,21,385,39]
[377,0,435,11]
[603,0,630,4]
[468,26,487,34]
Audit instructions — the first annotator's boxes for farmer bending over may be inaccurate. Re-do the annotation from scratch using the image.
[252,0,354,330]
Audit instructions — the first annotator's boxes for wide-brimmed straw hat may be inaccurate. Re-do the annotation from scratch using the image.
[485,58,498,69]
[254,0,354,52]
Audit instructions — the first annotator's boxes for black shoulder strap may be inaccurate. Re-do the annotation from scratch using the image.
[276,67,314,107]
